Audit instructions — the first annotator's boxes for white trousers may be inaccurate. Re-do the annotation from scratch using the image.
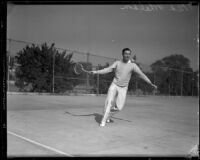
[101,83,128,123]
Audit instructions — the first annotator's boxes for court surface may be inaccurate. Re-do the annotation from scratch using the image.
[7,94,199,157]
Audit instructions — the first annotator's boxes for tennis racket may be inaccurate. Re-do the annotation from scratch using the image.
[74,63,90,75]
[130,55,136,63]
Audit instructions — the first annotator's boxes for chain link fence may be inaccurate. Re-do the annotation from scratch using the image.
[7,39,199,96]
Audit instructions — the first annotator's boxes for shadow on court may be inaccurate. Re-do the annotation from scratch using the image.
[64,111,132,124]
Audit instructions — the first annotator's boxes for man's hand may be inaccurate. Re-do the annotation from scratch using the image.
[88,71,95,74]
[130,58,135,63]
[151,84,157,90]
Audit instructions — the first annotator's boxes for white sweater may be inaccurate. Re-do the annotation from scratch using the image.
[93,60,151,87]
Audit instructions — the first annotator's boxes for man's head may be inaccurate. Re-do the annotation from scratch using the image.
[122,48,132,62]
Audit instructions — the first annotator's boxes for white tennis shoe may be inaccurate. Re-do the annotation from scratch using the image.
[99,122,106,127]
[111,105,118,112]
[106,119,111,123]
[106,119,114,123]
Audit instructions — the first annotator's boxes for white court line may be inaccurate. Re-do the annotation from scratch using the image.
[7,131,73,157]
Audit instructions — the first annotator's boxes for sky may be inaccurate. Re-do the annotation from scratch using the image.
[7,4,199,71]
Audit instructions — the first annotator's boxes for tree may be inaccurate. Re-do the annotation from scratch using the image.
[190,70,199,96]
[15,43,77,93]
[7,53,16,80]
[150,54,195,95]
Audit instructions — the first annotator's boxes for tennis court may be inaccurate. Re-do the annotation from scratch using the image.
[7,94,199,157]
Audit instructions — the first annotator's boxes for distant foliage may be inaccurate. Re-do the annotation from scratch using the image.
[150,54,198,96]
[15,43,77,93]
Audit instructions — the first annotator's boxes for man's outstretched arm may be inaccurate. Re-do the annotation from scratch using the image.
[89,61,118,75]
[133,63,157,89]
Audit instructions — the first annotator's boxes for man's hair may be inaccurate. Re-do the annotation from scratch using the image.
[122,48,132,55]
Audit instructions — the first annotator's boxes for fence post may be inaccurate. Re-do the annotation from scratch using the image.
[197,73,199,96]
[86,52,90,92]
[153,72,156,95]
[135,78,138,96]
[181,68,183,96]
[7,39,11,92]
[168,68,171,97]
[192,72,194,96]
[52,51,55,93]
[97,74,99,96]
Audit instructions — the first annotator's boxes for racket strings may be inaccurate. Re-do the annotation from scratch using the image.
[74,63,91,74]
[74,63,83,75]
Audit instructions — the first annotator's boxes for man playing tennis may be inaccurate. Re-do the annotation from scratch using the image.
[89,48,157,127]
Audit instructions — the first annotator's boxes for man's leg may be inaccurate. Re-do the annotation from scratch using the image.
[115,86,128,111]
[106,101,119,123]
[107,86,127,122]
[100,84,117,126]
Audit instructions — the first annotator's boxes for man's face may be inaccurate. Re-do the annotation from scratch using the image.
[122,50,131,62]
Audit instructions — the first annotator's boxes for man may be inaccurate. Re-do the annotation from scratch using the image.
[89,48,157,127]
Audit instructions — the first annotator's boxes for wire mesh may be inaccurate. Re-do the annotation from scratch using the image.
[6,39,199,96]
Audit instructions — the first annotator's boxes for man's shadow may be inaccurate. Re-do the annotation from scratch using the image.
[64,111,132,124]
